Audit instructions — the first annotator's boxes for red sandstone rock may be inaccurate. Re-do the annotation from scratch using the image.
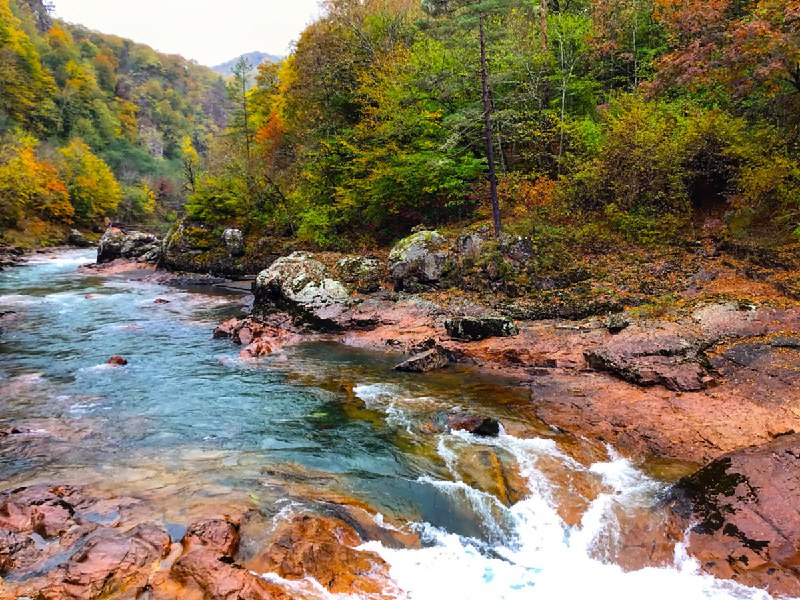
[673,434,800,597]
[0,485,76,538]
[252,514,393,597]
[170,548,291,600]
[182,519,240,556]
[39,524,171,599]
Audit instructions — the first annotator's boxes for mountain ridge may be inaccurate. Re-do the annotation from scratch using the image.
[212,51,282,77]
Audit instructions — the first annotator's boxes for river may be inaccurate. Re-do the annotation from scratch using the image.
[0,250,778,599]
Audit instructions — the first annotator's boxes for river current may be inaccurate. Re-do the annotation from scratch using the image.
[0,250,779,599]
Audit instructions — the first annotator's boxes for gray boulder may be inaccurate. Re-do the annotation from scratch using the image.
[67,229,92,248]
[97,227,161,264]
[456,232,486,262]
[445,316,519,341]
[388,231,453,291]
[222,228,245,257]
[253,252,354,330]
[335,256,384,293]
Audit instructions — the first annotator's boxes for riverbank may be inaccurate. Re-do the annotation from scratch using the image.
[2,245,799,598]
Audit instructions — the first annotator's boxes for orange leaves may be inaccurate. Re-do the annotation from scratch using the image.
[0,137,74,226]
[654,0,800,97]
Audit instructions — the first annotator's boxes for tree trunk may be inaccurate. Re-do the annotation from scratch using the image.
[241,73,251,164]
[479,14,502,238]
[540,0,548,51]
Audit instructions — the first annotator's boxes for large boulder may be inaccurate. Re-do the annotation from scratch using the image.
[67,229,92,248]
[253,252,354,330]
[251,514,392,598]
[222,228,245,257]
[389,230,454,291]
[335,256,385,293]
[672,434,800,597]
[584,324,712,392]
[160,220,280,277]
[445,316,519,341]
[97,226,161,264]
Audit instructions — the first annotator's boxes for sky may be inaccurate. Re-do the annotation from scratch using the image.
[52,0,322,67]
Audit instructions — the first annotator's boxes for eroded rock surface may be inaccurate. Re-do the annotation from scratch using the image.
[672,434,800,597]
[251,513,393,597]
[583,324,711,392]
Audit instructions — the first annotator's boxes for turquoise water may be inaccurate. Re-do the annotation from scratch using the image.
[0,251,781,600]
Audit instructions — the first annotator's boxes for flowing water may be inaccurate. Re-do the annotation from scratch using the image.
[0,250,780,600]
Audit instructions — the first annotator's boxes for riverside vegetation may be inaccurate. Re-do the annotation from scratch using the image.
[3,0,800,599]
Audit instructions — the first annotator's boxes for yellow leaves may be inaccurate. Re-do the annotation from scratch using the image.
[59,138,122,221]
[142,184,157,215]
[0,136,73,226]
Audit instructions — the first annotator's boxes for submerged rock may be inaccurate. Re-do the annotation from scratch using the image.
[389,230,454,291]
[97,226,161,264]
[394,348,449,373]
[214,317,301,358]
[448,414,501,437]
[253,252,354,330]
[673,434,800,597]
[445,316,519,341]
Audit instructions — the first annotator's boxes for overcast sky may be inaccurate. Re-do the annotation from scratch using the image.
[52,0,322,67]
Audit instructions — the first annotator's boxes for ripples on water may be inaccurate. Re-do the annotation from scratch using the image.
[0,250,780,600]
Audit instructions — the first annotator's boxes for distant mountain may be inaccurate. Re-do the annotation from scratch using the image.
[212,52,282,78]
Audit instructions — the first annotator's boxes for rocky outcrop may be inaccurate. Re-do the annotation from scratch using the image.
[222,228,245,257]
[335,256,385,293]
[673,434,800,597]
[0,244,25,270]
[584,324,712,392]
[21,0,52,33]
[394,348,449,372]
[389,230,454,291]
[39,524,171,600]
[160,220,280,277]
[445,316,519,341]
[252,514,393,597]
[253,252,356,330]
[97,226,161,264]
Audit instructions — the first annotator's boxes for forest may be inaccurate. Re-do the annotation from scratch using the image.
[1,0,799,253]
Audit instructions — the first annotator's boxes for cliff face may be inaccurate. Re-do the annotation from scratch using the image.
[21,0,51,32]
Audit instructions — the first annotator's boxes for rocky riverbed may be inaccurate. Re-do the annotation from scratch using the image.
[2,230,800,598]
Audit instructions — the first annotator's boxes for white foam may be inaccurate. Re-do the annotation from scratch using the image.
[368,433,782,600]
